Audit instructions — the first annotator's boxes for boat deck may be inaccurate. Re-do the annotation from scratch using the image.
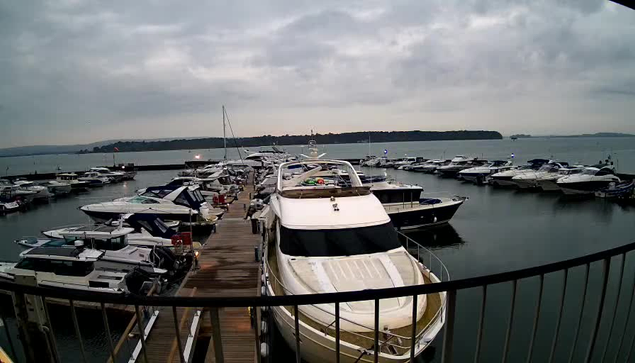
[130,178,261,363]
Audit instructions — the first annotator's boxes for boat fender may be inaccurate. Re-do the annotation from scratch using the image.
[260,343,269,358]
[261,286,266,296]
[261,321,268,334]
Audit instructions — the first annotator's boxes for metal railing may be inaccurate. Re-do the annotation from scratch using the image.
[1,240,635,362]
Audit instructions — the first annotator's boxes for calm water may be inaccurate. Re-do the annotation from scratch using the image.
[3,137,635,176]
[0,138,634,362]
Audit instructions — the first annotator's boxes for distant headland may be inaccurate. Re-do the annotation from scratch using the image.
[86,130,503,154]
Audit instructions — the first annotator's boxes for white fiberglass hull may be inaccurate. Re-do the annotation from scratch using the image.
[267,277,445,363]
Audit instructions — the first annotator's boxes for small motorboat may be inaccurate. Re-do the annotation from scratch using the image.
[43,180,73,196]
[458,160,513,184]
[594,180,635,199]
[0,200,21,214]
[79,171,110,186]
[12,180,50,202]
[511,161,569,189]
[488,159,550,186]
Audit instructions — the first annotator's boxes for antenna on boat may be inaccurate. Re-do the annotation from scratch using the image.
[222,105,227,161]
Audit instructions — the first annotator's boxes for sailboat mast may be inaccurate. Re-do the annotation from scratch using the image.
[368,132,371,157]
[222,105,227,160]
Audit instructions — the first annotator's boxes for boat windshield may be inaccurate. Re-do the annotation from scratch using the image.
[583,169,598,175]
[129,196,159,204]
[280,222,402,257]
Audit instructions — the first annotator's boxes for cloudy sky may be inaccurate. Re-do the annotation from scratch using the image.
[1,0,634,147]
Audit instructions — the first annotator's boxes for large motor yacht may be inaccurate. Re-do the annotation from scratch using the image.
[56,173,90,191]
[556,166,622,195]
[436,156,486,177]
[0,246,134,294]
[80,185,216,228]
[263,157,447,362]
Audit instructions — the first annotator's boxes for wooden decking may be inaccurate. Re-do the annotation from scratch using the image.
[139,181,261,363]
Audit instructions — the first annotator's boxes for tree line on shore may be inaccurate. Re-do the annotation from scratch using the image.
[87,130,503,153]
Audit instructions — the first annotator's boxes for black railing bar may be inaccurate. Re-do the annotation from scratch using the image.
[410,293,418,362]
[42,298,61,363]
[584,258,611,363]
[502,280,518,363]
[210,307,225,363]
[135,305,149,363]
[473,285,487,363]
[1,241,634,307]
[613,259,635,363]
[294,305,301,363]
[526,274,545,363]
[0,313,17,362]
[335,302,340,363]
[601,253,626,362]
[100,302,117,363]
[374,298,380,363]
[441,290,457,363]
[568,263,591,363]
[627,322,635,363]
[69,299,88,363]
[172,306,186,363]
[548,269,569,363]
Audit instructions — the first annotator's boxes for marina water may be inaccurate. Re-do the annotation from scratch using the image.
[1,137,635,362]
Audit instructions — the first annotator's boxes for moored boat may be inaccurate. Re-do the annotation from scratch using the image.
[262,157,447,362]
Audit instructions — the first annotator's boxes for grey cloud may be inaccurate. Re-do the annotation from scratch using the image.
[0,0,634,147]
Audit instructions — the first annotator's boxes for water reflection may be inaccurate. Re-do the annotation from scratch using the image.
[403,224,465,248]
[552,195,616,223]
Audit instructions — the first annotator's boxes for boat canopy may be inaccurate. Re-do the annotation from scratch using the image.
[124,214,177,239]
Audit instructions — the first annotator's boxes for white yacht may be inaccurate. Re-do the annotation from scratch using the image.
[15,228,170,276]
[437,157,487,178]
[556,166,621,195]
[393,157,418,169]
[43,180,72,196]
[13,180,51,202]
[90,167,125,183]
[0,246,130,294]
[511,161,569,189]
[488,159,550,187]
[41,214,202,251]
[415,159,449,173]
[79,171,110,187]
[56,173,90,191]
[535,167,584,191]
[458,160,513,184]
[263,158,447,362]
[0,180,38,203]
[80,185,216,227]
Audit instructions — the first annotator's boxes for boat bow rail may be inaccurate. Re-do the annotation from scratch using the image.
[1,240,635,362]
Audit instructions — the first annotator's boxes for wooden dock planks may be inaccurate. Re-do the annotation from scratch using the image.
[139,179,260,363]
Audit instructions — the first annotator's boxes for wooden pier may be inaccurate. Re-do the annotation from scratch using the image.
[137,181,261,363]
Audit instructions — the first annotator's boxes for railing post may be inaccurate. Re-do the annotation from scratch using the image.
[100,302,117,363]
[209,307,225,363]
[335,302,340,363]
[172,306,186,363]
[474,285,487,363]
[69,299,88,363]
[374,298,380,363]
[548,269,568,363]
[601,253,625,362]
[584,258,611,363]
[615,258,635,362]
[442,290,457,363]
[568,263,590,363]
[0,313,17,361]
[410,294,418,362]
[134,305,149,363]
[294,305,301,363]
[502,280,518,363]
[526,274,544,363]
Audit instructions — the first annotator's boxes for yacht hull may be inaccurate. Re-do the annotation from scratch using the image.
[558,181,613,195]
[536,179,560,191]
[385,199,465,230]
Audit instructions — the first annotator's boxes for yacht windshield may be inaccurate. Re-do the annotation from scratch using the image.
[129,196,159,204]
[583,169,598,175]
[280,222,402,257]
